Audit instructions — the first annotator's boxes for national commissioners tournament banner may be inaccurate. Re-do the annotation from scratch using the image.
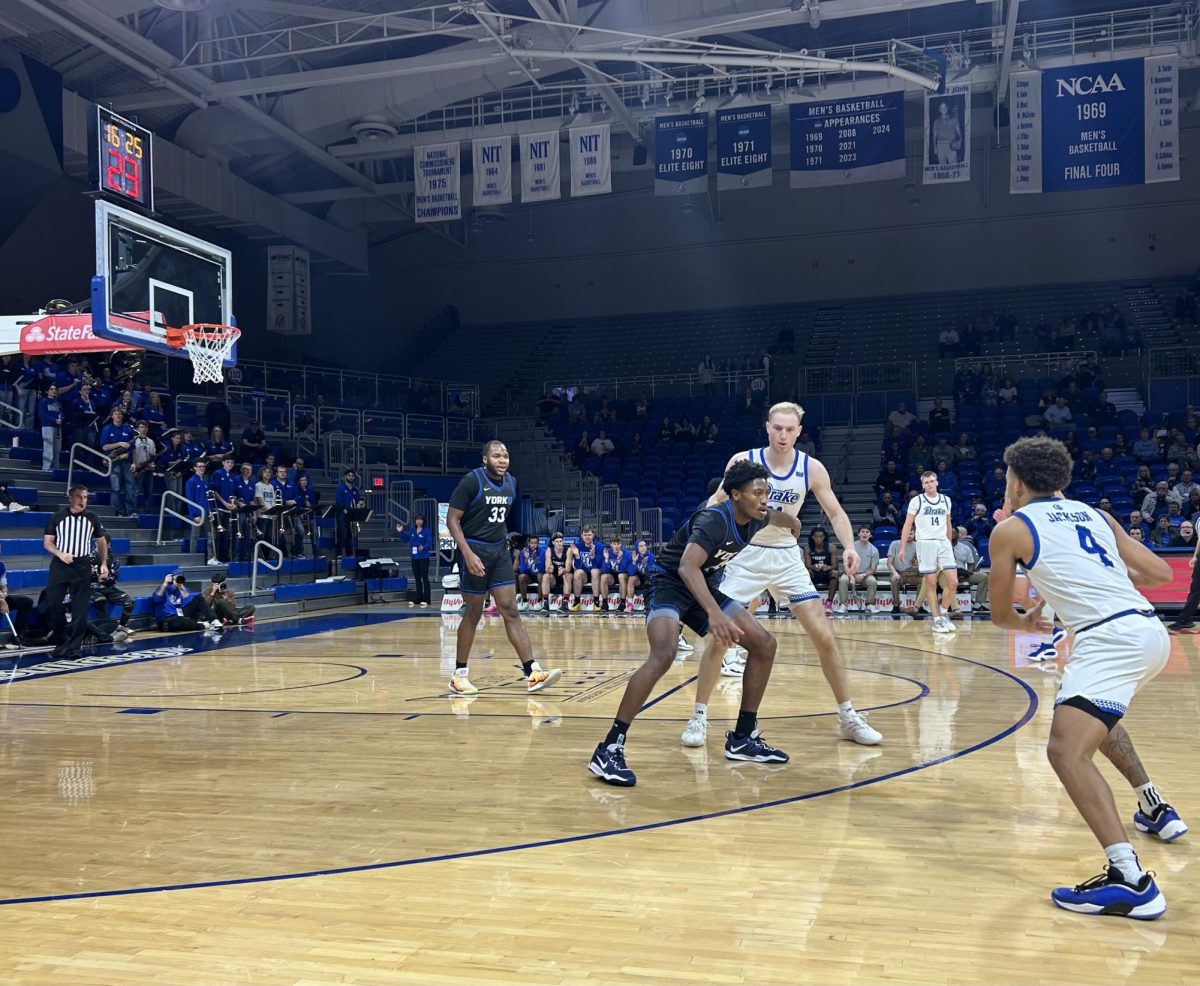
[472,135,511,206]
[414,142,461,223]
[520,131,561,202]
[1010,56,1178,194]
[655,113,708,195]
[924,82,971,185]
[569,124,611,197]
[716,106,772,190]
[789,91,905,188]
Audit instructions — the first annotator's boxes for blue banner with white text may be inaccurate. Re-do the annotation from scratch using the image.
[655,114,708,196]
[716,106,772,191]
[789,92,905,188]
[1010,56,1178,194]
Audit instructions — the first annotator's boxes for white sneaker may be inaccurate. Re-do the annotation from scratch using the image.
[837,709,883,745]
[206,558,223,567]
[517,600,528,613]
[832,603,846,615]
[933,616,956,633]
[676,634,694,652]
[681,712,708,747]
[205,620,224,631]
[8,503,29,513]
[720,647,746,677]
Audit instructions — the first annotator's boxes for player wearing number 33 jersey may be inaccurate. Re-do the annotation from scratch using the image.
[448,461,518,594]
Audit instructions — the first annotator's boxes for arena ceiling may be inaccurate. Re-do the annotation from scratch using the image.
[0,0,1193,251]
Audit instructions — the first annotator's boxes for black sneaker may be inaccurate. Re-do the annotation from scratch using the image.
[589,742,636,786]
[1167,620,1195,631]
[724,729,790,763]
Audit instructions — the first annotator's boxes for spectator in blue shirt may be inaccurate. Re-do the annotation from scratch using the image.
[335,469,362,556]
[397,514,433,607]
[180,429,204,463]
[14,355,40,426]
[100,408,137,515]
[515,534,543,607]
[54,359,83,400]
[184,460,218,563]
[151,574,220,632]
[37,384,63,473]
[144,392,167,438]
[625,539,655,611]
[601,534,630,610]
[205,426,234,463]
[272,465,301,557]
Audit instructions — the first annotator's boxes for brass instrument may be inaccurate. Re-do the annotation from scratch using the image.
[206,489,226,534]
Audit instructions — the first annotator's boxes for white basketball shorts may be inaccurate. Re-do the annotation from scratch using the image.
[718,544,820,607]
[915,540,956,575]
[1056,612,1169,720]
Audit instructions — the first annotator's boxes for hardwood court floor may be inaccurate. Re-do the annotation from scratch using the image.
[0,609,1196,986]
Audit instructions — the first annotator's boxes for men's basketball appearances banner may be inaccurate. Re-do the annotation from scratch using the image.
[789,91,905,188]
[520,131,561,202]
[655,114,708,195]
[924,82,971,185]
[414,141,461,223]
[570,124,611,197]
[472,135,511,206]
[716,107,772,190]
[1010,55,1179,194]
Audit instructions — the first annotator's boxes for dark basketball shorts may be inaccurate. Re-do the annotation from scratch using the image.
[646,572,743,636]
[462,539,515,595]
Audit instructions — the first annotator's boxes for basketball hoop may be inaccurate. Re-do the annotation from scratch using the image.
[178,323,240,384]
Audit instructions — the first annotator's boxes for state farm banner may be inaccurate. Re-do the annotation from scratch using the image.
[472,135,511,206]
[414,141,461,222]
[18,313,138,354]
[570,124,611,197]
[520,131,561,202]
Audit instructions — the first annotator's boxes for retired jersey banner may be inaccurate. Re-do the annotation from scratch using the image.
[1010,56,1178,194]
[789,92,905,188]
[414,142,461,223]
[520,131,561,202]
[716,107,772,190]
[569,124,611,197]
[655,114,708,195]
[472,135,511,206]
[924,82,970,185]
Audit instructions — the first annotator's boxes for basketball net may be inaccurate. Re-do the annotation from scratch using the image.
[180,323,240,384]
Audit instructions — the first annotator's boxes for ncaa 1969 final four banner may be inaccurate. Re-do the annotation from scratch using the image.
[1010,55,1178,194]
[789,91,905,188]
[655,114,709,196]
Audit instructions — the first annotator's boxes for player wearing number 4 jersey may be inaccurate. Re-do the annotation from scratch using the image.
[989,437,1186,921]
[681,402,881,750]
[445,442,562,696]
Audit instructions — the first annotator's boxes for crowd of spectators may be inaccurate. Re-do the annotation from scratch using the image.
[934,302,1142,361]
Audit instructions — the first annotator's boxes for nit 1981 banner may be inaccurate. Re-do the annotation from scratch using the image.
[789,91,905,188]
[1010,55,1178,194]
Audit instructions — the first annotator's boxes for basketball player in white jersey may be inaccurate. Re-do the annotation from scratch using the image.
[680,402,882,748]
[899,471,956,633]
[989,437,1186,919]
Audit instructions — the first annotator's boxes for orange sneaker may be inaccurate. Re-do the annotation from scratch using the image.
[526,665,562,693]
[448,674,478,694]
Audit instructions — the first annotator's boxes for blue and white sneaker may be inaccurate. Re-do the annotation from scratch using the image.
[589,742,636,787]
[1134,803,1189,842]
[1050,866,1166,920]
[1028,642,1058,661]
[1051,626,1067,646]
[724,729,790,764]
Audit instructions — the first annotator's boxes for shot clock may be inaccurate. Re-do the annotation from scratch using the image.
[94,106,154,212]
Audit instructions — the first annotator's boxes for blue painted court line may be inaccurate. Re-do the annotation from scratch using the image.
[0,653,1038,907]
[116,708,162,715]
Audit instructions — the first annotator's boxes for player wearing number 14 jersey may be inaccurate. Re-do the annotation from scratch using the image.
[445,441,562,696]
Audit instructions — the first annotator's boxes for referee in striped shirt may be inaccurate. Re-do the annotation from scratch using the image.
[43,484,108,659]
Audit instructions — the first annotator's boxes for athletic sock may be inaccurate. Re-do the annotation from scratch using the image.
[521,660,535,677]
[694,702,707,717]
[604,719,630,748]
[1104,842,1145,883]
[1135,782,1163,816]
[733,709,757,739]
[454,665,469,676]
[837,700,854,717]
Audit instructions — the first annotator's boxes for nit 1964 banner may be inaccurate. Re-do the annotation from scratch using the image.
[414,141,461,223]
[655,114,708,195]
[1010,55,1178,194]
[790,91,905,188]
[716,107,772,190]
[472,135,511,206]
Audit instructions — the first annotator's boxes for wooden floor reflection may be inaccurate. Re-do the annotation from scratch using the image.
[0,609,1195,986]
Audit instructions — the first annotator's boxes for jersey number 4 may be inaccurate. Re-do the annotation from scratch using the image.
[487,505,507,524]
[1076,524,1114,568]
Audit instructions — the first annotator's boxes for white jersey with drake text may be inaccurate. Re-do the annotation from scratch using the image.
[1012,497,1150,634]
[907,493,952,542]
[745,447,809,547]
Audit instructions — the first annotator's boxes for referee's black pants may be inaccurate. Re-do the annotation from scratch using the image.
[46,558,93,657]
[1176,559,1200,624]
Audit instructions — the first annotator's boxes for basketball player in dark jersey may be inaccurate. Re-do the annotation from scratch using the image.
[541,533,571,615]
[446,441,562,695]
[588,460,801,787]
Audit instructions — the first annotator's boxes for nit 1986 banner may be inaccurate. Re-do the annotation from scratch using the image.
[789,91,905,188]
[716,107,772,190]
[655,114,708,196]
[1010,56,1178,194]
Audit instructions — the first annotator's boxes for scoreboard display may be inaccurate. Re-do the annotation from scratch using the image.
[95,106,154,212]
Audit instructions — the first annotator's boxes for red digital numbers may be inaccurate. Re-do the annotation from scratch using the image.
[104,146,141,201]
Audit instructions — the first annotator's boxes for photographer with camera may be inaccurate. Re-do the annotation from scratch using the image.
[203,576,255,628]
[150,573,222,632]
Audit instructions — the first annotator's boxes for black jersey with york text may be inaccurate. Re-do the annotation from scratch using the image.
[654,502,767,582]
[449,467,518,543]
